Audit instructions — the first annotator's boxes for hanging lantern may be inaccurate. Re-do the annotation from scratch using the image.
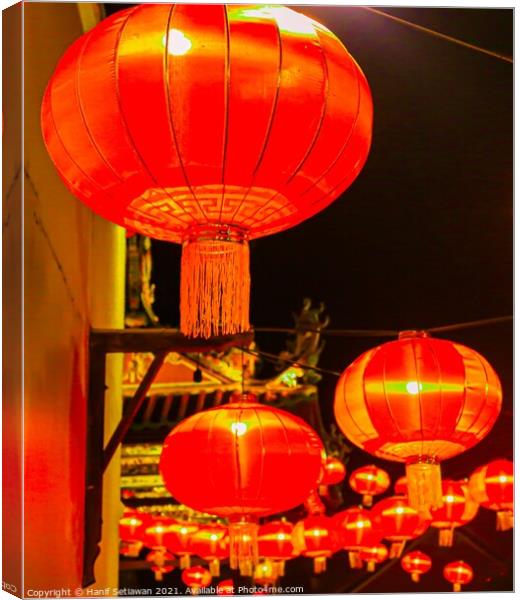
[216,580,235,596]
[334,507,381,569]
[119,509,148,557]
[371,496,431,558]
[334,330,502,513]
[182,566,213,593]
[401,551,432,583]
[141,515,175,550]
[293,515,341,574]
[468,460,513,531]
[163,520,200,569]
[189,523,229,577]
[394,477,408,496]
[41,4,373,339]
[253,560,279,586]
[146,549,175,581]
[318,456,347,495]
[443,561,474,592]
[258,519,299,578]
[349,465,390,507]
[359,544,388,572]
[160,392,323,576]
[430,480,479,546]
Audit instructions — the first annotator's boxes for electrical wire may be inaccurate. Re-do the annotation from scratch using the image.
[241,346,343,378]
[360,6,513,64]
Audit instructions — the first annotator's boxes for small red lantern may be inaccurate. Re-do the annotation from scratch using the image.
[216,580,235,595]
[146,549,175,581]
[334,331,502,513]
[334,507,381,569]
[258,519,299,577]
[468,459,513,530]
[189,523,229,577]
[394,476,408,496]
[42,4,373,339]
[371,496,431,558]
[142,516,175,549]
[253,560,279,586]
[320,456,347,486]
[349,465,390,507]
[359,544,388,572]
[160,392,323,575]
[119,509,148,557]
[182,566,213,592]
[430,480,479,546]
[120,539,144,558]
[294,515,341,574]
[163,521,200,569]
[401,551,432,583]
[443,560,474,592]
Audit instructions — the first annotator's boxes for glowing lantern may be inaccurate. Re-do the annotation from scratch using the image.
[349,465,390,507]
[160,392,323,575]
[319,456,347,488]
[216,580,235,595]
[334,330,502,513]
[371,496,431,558]
[182,566,212,592]
[163,520,199,569]
[294,515,341,574]
[189,523,229,576]
[142,516,175,550]
[394,477,408,496]
[41,4,373,339]
[401,551,432,583]
[258,520,299,577]
[253,560,279,586]
[119,509,148,557]
[359,544,388,572]
[430,480,479,546]
[334,507,381,569]
[146,549,175,581]
[468,460,513,530]
[443,561,474,592]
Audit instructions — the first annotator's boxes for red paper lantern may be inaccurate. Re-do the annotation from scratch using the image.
[320,456,347,486]
[189,523,229,576]
[294,515,341,574]
[253,560,279,586]
[334,507,381,569]
[182,566,212,591]
[443,560,473,592]
[349,465,390,507]
[468,459,513,530]
[160,392,323,575]
[141,516,175,549]
[371,496,431,558]
[163,520,200,569]
[147,549,175,581]
[359,544,388,572]
[258,520,299,577]
[394,476,408,496]
[401,551,432,583]
[216,580,235,595]
[119,509,149,556]
[334,330,502,513]
[430,480,479,546]
[41,4,372,339]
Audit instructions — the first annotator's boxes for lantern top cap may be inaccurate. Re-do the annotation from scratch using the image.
[398,330,430,340]
[229,391,258,404]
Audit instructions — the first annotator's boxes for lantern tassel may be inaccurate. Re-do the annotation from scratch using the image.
[180,554,191,569]
[389,541,405,558]
[453,583,462,592]
[405,457,443,514]
[180,228,250,338]
[439,527,455,547]
[348,551,363,569]
[274,560,286,577]
[366,561,376,572]
[228,519,259,576]
[411,573,420,583]
[496,510,514,531]
[209,559,220,577]
[362,494,373,507]
[313,556,327,574]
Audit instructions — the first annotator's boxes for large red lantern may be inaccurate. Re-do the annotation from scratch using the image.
[349,465,390,507]
[334,331,502,513]
[41,4,373,339]
[430,480,479,546]
[468,459,514,530]
[334,507,381,569]
[189,523,229,576]
[401,551,432,583]
[294,515,341,574]
[371,496,431,558]
[443,561,473,592]
[160,392,323,575]
[258,519,299,577]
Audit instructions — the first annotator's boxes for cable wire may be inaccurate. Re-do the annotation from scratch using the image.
[361,6,513,64]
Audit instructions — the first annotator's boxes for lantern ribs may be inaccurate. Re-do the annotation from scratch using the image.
[82,327,253,588]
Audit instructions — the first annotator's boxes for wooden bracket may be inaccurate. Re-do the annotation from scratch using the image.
[82,328,253,587]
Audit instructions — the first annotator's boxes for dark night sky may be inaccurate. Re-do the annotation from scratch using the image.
[107,4,513,593]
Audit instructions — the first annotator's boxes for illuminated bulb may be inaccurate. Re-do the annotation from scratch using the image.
[499,475,508,483]
[277,533,288,541]
[162,29,192,56]
[210,534,218,541]
[366,473,375,481]
[180,527,188,535]
[129,518,139,526]
[312,529,322,537]
[406,381,421,395]
[155,525,164,533]
[445,495,455,503]
[356,521,366,529]
[395,507,404,515]
[231,422,247,436]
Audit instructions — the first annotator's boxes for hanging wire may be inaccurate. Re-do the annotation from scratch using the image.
[360,6,513,64]
[241,346,342,378]
[427,315,512,334]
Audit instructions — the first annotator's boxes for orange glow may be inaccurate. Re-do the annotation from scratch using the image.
[349,465,390,507]
[443,561,474,591]
[182,566,212,590]
[401,551,432,582]
[320,455,347,486]
[468,460,513,531]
